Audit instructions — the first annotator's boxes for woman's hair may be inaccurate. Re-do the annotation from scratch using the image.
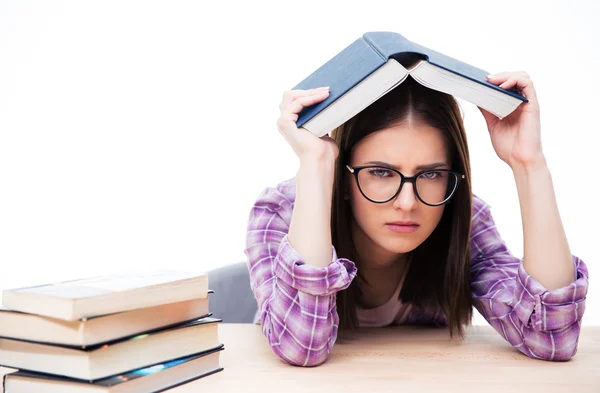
[330,75,474,338]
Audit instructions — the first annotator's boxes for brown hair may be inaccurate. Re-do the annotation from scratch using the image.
[330,75,474,338]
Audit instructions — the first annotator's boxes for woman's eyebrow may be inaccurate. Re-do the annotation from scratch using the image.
[364,161,449,170]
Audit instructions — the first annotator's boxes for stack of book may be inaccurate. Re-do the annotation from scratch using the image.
[0,271,223,392]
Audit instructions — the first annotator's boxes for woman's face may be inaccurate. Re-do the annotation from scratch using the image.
[348,120,451,265]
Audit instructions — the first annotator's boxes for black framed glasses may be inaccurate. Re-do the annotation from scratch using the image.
[346,165,465,206]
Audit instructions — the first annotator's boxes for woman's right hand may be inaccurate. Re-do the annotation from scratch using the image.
[276,87,339,163]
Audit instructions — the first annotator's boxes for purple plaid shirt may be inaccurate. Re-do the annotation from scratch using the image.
[244,177,589,366]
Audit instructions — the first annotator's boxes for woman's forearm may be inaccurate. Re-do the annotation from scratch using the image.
[288,157,336,268]
[512,156,574,290]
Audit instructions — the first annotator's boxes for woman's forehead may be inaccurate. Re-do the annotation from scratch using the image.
[352,124,449,164]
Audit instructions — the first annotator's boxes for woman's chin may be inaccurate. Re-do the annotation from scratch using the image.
[382,241,418,255]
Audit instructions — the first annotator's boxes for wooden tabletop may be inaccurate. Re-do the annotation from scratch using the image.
[172,323,600,393]
[1,324,598,392]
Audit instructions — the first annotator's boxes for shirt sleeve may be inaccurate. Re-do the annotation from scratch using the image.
[244,181,357,367]
[470,197,589,361]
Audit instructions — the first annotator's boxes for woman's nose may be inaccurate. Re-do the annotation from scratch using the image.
[392,180,418,210]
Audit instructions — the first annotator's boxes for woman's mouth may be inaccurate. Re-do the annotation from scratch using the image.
[386,223,420,233]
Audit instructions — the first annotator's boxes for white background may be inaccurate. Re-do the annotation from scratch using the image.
[1,0,598,326]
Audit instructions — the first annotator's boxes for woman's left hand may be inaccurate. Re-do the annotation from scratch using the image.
[478,71,545,169]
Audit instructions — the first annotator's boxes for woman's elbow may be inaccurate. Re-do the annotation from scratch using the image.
[262,322,334,367]
[525,344,578,361]
[272,343,331,367]
[522,326,581,361]
[546,340,579,361]
[259,304,338,366]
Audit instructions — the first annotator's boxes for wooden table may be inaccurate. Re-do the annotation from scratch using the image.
[171,324,600,393]
[1,325,598,392]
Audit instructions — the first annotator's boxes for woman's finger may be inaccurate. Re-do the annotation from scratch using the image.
[279,90,308,110]
[277,94,327,135]
[497,76,537,102]
[486,71,528,83]
[283,90,330,115]
[279,87,329,111]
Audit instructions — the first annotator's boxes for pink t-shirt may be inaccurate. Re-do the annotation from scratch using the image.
[356,265,413,328]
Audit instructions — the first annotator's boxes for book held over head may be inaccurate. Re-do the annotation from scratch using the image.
[293,31,528,138]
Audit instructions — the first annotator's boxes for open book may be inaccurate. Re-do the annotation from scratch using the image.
[294,32,528,138]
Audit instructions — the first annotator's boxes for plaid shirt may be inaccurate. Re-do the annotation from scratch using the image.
[244,177,589,366]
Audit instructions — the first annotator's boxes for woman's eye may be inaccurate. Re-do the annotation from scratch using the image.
[421,171,442,180]
[368,169,392,177]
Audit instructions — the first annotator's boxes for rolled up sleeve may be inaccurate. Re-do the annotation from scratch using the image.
[274,234,357,297]
[245,180,357,367]
[470,196,589,361]
[513,255,587,332]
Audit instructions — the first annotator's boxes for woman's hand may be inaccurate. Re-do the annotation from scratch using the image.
[478,72,545,169]
[276,87,339,163]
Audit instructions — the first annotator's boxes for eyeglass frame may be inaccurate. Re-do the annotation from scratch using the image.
[346,164,465,206]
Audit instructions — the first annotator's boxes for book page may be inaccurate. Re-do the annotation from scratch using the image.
[0,366,19,390]
[406,59,425,72]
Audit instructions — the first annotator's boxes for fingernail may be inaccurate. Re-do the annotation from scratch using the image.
[318,86,330,90]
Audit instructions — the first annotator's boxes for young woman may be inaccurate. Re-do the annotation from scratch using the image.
[244,74,589,367]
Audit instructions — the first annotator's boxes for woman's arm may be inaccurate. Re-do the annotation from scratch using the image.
[512,157,575,290]
[473,71,589,360]
[245,167,357,367]
[288,158,337,268]
[245,87,357,367]
[470,195,588,361]
[479,71,578,291]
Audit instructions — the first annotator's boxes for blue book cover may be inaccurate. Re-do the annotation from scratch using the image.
[292,31,528,129]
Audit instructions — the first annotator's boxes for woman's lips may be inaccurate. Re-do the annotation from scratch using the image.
[386,224,419,233]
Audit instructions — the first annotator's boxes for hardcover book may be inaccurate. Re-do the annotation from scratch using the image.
[0,316,221,380]
[2,270,209,321]
[293,31,528,137]
[2,346,224,393]
[0,295,211,347]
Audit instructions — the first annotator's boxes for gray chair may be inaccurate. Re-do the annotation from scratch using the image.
[207,262,258,323]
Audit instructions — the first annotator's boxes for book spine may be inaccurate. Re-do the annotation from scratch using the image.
[363,31,414,60]
[365,31,527,102]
